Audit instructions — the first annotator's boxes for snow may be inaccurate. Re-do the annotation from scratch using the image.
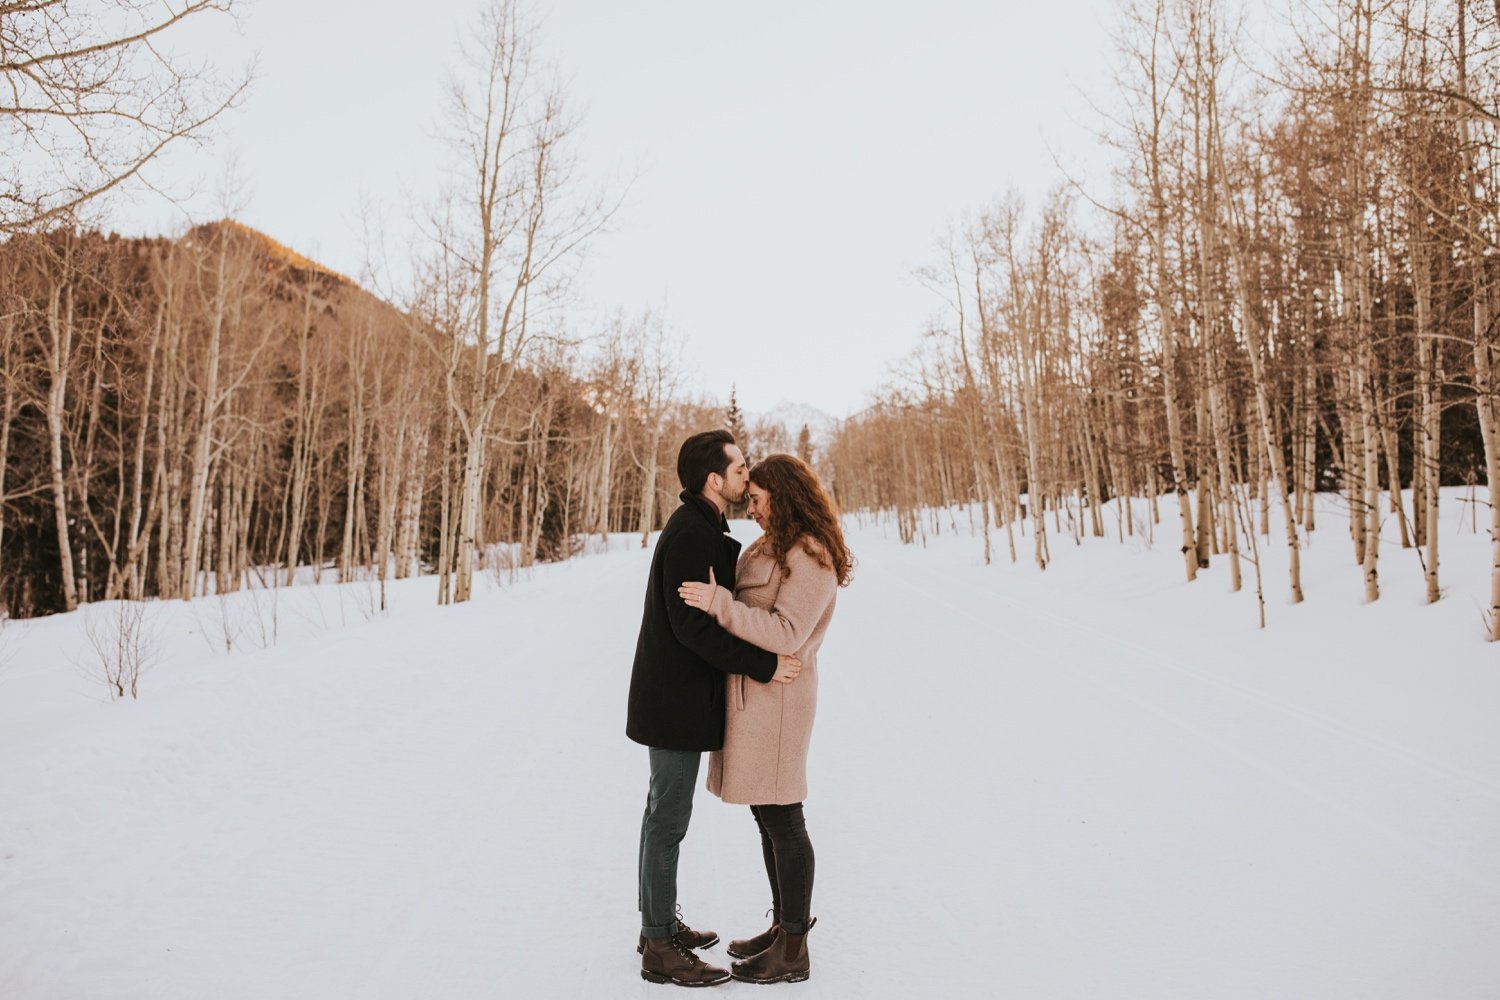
[1,492,1497,999]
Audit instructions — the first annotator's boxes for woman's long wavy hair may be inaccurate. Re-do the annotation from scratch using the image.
[747,453,854,587]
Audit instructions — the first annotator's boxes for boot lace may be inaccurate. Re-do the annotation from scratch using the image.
[670,933,700,964]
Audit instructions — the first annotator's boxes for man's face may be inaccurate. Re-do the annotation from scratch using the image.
[713,444,750,504]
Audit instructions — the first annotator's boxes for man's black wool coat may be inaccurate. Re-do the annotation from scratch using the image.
[626,492,777,751]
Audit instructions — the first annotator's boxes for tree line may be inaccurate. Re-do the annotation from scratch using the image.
[827,0,1500,636]
[0,220,758,617]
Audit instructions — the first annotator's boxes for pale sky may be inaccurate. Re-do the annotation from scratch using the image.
[114,0,1120,420]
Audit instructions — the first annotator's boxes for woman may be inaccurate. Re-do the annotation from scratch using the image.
[678,452,853,985]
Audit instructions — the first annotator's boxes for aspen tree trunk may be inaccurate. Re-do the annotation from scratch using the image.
[394,426,428,579]
[436,414,454,604]
[0,344,10,581]
[181,239,230,600]
[1194,395,1214,566]
[1411,408,1426,548]
[1160,284,1198,578]
[1238,290,1303,601]
[1217,131,1304,602]
[1378,385,1409,548]
[1357,359,1382,602]
[1257,407,1271,539]
[340,328,371,583]
[215,472,234,593]
[1080,406,1106,538]
[1413,228,1441,602]
[1019,359,1048,570]
[596,413,616,538]
[453,419,489,603]
[1190,8,1238,588]
[525,398,554,566]
[75,311,110,601]
[637,427,661,548]
[1454,0,1500,639]
[952,256,995,563]
[371,368,406,608]
[1206,358,1241,590]
[121,299,163,599]
[1291,328,1308,527]
[284,287,321,585]
[978,298,1019,564]
[1473,290,1500,639]
[1359,378,1382,600]
[1301,354,1319,532]
[993,437,1019,563]
[156,297,186,599]
[0,320,15,587]
[231,444,258,594]
[43,278,79,611]
[527,470,549,567]
[1000,217,1050,570]
[1139,2,1198,581]
[1345,0,1380,602]
[1342,366,1368,567]
[1351,242,1382,601]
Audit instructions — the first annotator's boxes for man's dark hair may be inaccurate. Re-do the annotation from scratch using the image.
[677,429,736,494]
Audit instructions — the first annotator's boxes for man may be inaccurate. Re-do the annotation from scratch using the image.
[626,429,803,988]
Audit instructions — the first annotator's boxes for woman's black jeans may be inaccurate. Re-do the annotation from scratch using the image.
[750,803,815,934]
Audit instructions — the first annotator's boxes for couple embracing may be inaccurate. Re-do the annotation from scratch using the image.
[626,429,853,987]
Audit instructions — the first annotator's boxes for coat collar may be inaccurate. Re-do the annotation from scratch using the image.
[679,489,730,533]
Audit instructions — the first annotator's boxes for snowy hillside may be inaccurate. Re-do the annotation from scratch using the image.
[1,493,1497,999]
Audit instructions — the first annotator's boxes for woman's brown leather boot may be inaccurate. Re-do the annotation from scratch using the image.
[729,918,816,984]
[726,921,779,960]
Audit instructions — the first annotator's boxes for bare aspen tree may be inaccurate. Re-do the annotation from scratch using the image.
[281,277,330,585]
[0,0,248,233]
[625,315,678,549]
[1220,167,1305,602]
[584,316,637,539]
[1184,0,1242,591]
[33,235,86,610]
[431,0,604,604]
[1120,0,1200,581]
[0,268,22,592]
[338,318,373,583]
[178,224,269,599]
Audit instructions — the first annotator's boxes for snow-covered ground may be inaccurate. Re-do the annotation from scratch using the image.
[2,492,1497,999]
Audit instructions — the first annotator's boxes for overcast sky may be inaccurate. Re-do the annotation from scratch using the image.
[113,0,1120,420]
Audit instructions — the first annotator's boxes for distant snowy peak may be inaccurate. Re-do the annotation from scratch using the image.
[745,401,839,446]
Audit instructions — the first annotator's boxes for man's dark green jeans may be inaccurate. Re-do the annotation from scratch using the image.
[638,747,702,938]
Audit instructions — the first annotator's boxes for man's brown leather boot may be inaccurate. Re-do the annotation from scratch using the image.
[725,922,779,960]
[640,934,732,987]
[729,918,815,984]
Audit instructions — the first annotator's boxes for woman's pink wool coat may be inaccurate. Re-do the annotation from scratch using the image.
[705,536,839,806]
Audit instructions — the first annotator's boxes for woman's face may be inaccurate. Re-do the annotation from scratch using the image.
[746,482,771,528]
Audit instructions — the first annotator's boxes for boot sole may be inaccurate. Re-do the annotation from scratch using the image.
[641,970,732,987]
[729,970,811,985]
[636,936,721,955]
